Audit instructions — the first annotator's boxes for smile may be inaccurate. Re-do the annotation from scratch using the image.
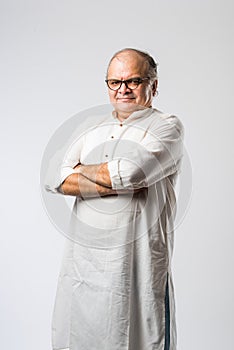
[117,98,135,102]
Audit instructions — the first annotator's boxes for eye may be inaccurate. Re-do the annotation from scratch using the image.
[127,78,141,85]
[109,80,120,86]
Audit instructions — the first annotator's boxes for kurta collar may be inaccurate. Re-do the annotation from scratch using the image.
[111,107,155,124]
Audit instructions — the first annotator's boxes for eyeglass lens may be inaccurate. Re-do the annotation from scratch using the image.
[106,78,146,91]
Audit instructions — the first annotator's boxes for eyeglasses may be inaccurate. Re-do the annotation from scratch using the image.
[105,77,150,91]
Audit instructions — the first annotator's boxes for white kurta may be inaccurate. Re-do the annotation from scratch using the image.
[46,107,184,350]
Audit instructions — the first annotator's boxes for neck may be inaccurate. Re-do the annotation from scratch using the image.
[116,111,132,122]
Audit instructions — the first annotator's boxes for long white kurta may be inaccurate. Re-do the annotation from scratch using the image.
[46,107,184,350]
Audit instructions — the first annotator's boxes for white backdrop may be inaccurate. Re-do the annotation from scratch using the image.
[1,0,233,349]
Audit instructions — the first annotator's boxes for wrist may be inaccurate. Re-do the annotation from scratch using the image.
[73,163,83,174]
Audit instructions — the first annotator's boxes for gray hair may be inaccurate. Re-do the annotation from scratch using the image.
[106,48,158,82]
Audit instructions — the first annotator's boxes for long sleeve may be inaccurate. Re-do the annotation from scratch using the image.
[107,114,184,190]
[44,136,84,193]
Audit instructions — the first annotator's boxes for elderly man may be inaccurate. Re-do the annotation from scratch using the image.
[47,48,184,350]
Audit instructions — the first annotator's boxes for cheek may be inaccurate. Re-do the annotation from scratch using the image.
[136,87,153,106]
[108,91,117,101]
[137,88,149,101]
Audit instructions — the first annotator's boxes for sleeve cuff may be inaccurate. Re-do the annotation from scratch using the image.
[45,167,76,194]
[107,159,124,190]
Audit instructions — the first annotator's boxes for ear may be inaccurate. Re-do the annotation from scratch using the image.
[152,80,158,96]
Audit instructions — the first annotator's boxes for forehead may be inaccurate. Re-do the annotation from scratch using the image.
[107,52,148,78]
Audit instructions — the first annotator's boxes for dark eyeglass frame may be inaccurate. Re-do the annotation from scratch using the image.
[105,77,150,91]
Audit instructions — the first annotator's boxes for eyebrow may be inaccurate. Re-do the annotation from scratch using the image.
[107,76,142,81]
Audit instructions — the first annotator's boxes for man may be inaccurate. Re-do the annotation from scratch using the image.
[46,48,184,350]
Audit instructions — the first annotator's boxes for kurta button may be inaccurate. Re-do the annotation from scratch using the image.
[120,123,123,127]
[111,136,114,139]
[105,154,108,157]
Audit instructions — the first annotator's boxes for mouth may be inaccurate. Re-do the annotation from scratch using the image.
[117,98,135,103]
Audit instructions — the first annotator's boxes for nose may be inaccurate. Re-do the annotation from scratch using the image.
[118,81,131,94]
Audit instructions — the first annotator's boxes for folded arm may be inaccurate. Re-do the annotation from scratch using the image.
[60,163,142,197]
[59,171,116,197]
[74,162,112,187]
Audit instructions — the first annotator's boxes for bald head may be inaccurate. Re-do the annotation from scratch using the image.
[107,51,149,83]
[107,48,158,82]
